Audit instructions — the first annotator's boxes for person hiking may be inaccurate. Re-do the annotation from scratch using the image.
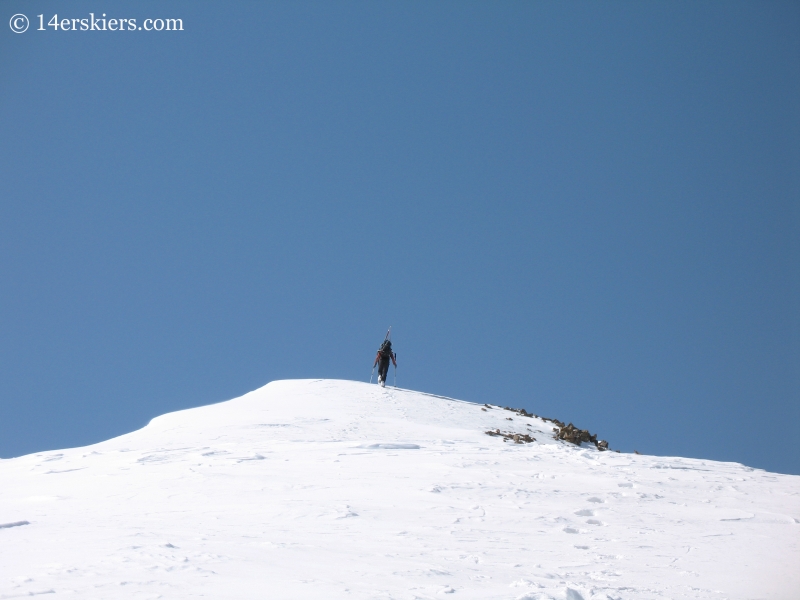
[373,338,397,388]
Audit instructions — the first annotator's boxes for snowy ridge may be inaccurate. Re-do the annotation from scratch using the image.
[0,379,798,599]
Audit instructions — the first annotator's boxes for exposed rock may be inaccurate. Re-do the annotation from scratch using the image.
[491,403,610,451]
[557,423,596,445]
[484,430,535,444]
[554,423,608,451]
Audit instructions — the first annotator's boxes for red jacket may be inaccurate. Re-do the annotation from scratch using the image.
[373,350,397,368]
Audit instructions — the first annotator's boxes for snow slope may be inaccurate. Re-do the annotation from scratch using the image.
[1,379,798,600]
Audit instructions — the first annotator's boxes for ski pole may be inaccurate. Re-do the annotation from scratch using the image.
[370,364,375,384]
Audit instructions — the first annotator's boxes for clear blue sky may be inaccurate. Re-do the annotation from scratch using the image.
[1,1,798,474]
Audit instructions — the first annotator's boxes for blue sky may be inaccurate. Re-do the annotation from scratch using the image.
[1,1,797,474]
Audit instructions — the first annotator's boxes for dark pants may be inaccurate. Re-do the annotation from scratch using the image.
[378,357,391,382]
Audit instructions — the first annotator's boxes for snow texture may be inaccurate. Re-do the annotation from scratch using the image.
[1,379,798,599]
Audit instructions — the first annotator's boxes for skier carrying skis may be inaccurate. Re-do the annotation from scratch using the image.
[373,337,397,388]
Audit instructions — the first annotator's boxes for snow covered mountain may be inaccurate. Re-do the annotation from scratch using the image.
[1,379,798,599]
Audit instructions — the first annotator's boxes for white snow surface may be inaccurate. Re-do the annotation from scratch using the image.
[1,379,798,599]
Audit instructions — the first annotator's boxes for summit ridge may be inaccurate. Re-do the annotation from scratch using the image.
[1,379,798,599]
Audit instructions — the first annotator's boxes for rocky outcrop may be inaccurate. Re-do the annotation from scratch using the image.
[555,423,604,449]
[484,429,535,444]
[486,404,610,451]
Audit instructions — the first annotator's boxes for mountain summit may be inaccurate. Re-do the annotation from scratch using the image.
[1,379,798,599]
